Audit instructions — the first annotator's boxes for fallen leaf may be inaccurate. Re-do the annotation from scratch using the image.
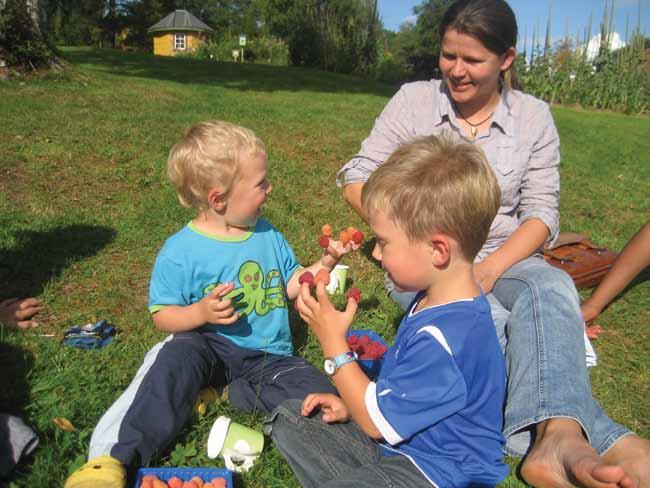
[53,417,77,432]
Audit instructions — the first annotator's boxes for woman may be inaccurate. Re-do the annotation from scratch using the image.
[338,0,649,486]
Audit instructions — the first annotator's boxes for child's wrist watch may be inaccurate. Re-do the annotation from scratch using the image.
[324,351,358,376]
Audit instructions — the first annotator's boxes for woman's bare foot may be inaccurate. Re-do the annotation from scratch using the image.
[602,435,650,488]
[520,418,635,487]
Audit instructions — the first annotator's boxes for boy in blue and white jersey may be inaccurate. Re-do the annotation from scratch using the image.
[65,121,358,488]
[266,135,508,487]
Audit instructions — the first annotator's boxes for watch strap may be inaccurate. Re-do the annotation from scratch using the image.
[332,350,358,369]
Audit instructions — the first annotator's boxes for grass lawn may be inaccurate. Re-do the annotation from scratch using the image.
[0,47,648,488]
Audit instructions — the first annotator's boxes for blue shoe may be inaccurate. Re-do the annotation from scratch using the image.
[63,320,116,349]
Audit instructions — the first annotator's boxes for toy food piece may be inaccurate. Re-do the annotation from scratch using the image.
[321,224,333,236]
[298,271,315,287]
[209,479,227,488]
[182,480,199,488]
[313,269,331,286]
[347,288,362,302]
[351,230,364,245]
[339,230,350,245]
[318,235,330,248]
[167,477,183,488]
[152,478,167,488]
[140,477,155,488]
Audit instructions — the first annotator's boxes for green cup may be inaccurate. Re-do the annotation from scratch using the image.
[207,416,264,472]
[326,264,349,295]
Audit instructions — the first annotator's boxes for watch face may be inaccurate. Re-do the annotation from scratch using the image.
[324,359,336,375]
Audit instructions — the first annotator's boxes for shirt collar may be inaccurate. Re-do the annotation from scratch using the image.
[436,81,454,126]
[436,79,516,137]
[492,86,515,137]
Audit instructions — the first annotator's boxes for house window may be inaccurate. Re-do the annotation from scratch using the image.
[174,33,186,50]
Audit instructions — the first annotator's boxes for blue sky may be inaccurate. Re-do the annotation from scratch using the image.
[377,0,649,48]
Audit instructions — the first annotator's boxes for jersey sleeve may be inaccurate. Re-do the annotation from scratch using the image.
[365,326,467,445]
[148,253,188,313]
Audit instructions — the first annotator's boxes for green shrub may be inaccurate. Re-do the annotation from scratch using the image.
[190,35,288,66]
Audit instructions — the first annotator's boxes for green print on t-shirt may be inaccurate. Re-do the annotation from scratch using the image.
[203,260,286,317]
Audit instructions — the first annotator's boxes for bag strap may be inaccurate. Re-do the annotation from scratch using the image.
[545,232,588,250]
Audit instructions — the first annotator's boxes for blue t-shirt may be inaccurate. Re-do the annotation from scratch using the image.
[148,219,300,356]
[365,293,508,487]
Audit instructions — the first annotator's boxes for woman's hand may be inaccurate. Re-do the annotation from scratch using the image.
[581,301,603,339]
[0,297,43,329]
[302,393,350,423]
[580,301,602,324]
[473,258,504,294]
[296,282,357,355]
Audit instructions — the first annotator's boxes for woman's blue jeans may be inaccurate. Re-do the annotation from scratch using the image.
[388,256,630,456]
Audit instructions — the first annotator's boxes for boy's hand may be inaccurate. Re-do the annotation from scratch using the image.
[199,283,239,325]
[302,393,350,423]
[320,239,362,269]
[296,282,357,354]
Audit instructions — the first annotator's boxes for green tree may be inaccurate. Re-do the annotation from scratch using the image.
[406,0,453,79]
[263,0,380,75]
[0,0,61,69]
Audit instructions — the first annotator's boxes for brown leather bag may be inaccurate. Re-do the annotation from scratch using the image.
[543,232,617,289]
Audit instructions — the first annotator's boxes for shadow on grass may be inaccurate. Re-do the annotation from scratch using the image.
[0,341,34,416]
[0,224,117,299]
[61,47,397,98]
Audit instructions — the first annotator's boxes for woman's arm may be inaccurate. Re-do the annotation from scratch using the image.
[342,183,367,223]
[339,85,421,222]
[475,102,560,293]
[581,223,650,322]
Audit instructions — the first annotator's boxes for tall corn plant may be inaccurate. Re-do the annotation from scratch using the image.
[517,0,648,114]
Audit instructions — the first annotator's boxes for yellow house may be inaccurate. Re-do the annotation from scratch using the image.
[148,10,213,57]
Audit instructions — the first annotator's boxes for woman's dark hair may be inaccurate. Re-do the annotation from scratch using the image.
[440,0,521,89]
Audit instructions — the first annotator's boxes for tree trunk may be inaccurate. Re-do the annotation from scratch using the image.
[0,0,62,71]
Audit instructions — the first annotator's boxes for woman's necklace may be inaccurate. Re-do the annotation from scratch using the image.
[454,104,494,139]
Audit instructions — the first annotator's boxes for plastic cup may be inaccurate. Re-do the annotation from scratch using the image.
[207,416,264,472]
[326,264,349,295]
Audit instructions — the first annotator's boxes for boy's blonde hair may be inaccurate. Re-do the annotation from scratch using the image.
[167,120,266,210]
[361,135,501,261]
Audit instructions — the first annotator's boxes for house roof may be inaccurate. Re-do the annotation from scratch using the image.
[148,10,214,34]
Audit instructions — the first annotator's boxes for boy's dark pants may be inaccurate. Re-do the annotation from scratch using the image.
[87,331,335,467]
[264,399,432,488]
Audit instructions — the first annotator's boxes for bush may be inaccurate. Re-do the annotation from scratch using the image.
[373,51,409,85]
[190,35,288,65]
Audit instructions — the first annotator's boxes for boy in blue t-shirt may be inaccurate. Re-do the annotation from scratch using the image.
[266,135,509,487]
[65,121,357,488]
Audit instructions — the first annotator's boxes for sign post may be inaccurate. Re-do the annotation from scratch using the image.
[239,34,247,63]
